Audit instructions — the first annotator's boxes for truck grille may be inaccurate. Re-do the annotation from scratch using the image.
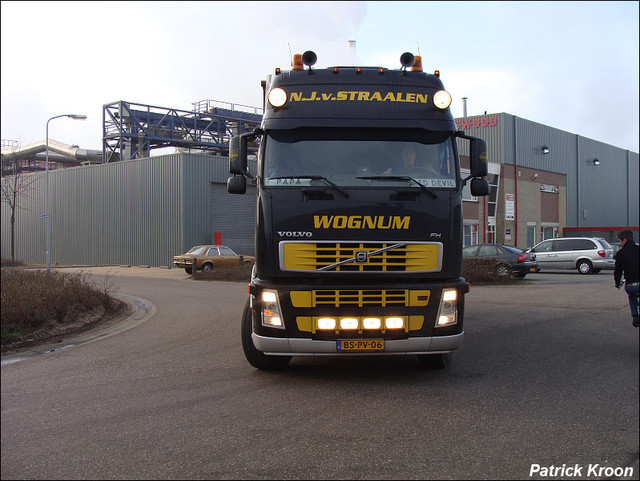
[280,241,442,273]
[290,289,430,307]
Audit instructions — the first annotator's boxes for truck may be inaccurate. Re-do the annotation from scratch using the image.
[227,50,489,370]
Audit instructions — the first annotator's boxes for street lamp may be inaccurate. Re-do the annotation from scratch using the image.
[45,114,87,272]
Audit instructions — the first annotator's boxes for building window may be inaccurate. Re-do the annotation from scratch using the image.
[542,225,558,240]
[487,225,496,243]
[527,224,537,248]
[487,173,499,218]
[461,169,477,202]
[464,224,478,246]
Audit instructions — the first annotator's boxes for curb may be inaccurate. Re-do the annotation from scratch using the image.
[1,294,156,366]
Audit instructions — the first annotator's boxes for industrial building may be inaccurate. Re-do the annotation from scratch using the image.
[1,109,638,267]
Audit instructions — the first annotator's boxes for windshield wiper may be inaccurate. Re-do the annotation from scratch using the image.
[268,175,349,197]
[356,175,437,199]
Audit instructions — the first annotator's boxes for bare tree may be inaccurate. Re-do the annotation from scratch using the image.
[1,162,37,261]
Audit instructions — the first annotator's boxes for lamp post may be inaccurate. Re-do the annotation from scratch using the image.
[45,114,87,272]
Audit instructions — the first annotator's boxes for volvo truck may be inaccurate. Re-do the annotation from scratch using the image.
[228,51,489,369]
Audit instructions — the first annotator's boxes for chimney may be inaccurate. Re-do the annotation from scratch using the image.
[347,40,357,65]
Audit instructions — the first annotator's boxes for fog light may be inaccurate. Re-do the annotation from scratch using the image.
[340,318,359,330]
[363,317,381,329]
[317,318,337,330]
[385,317,404,329]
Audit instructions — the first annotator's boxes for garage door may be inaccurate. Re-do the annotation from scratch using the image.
[209,182,256,256]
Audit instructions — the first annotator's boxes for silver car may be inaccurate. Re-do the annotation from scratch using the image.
[527,237,615,274]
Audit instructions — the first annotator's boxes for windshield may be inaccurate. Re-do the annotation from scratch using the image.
[263,129,457,189]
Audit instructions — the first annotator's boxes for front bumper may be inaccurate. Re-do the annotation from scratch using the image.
[252,331,463,355]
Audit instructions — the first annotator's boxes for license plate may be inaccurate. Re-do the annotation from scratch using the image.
[337,339,384,352]
[530,267,537,272]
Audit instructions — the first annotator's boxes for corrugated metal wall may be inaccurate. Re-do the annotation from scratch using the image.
[457,113,639,230]
[2,120,636,266]
[209,183,256,256]
[1,153,236,267]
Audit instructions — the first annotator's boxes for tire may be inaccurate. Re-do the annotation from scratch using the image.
[577,260,593,275]
[201,263,213,272]
[185,267,192,274]
[241,299,291,370]
[417,352,452,369]
[512,272,527,279]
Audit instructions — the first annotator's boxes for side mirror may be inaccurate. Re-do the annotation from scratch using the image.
[229,135,248,176]
[470,178,489,197]
[227,175,247,194]
[470,138,488,177]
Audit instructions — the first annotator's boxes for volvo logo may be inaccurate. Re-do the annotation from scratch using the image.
[277,231,313,238]
[355,251,368,263]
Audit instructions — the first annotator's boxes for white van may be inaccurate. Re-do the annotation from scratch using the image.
[527,237,615,274]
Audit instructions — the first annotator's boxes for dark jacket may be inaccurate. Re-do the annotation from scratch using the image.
[614,240,639,285]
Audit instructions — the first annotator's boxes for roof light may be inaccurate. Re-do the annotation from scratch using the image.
[292,54,303,70]
[268,88,287,108]
[433,90,452,109]
[434,70,440,78]
[333,67,339,74]
[356,67,362,74]
[410,56,423,72]
[378,67,384,74]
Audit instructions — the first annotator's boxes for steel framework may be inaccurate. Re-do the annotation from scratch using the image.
[102,100,262,163]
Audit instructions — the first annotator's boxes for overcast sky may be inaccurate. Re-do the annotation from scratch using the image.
[2,1,638,153]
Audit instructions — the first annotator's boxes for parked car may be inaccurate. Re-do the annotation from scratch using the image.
[173,245,254,274]
[611,242,622,257]
[462,243,538,279]
[526,237,614,274]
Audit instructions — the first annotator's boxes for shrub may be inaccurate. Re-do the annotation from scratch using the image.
[1,267,125,346]
[462,258,520,285]
[192,262,254,282]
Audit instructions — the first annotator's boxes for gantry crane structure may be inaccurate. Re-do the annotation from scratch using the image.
[102,99,263,163]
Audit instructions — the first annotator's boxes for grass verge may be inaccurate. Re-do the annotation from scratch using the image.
[191,262,254,282]
[1,261,127,352]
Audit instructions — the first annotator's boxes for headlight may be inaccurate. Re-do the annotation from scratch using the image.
[268,88,287,108]
[436,289,458,326]
[261,290,285,328]
[433,90,452,110]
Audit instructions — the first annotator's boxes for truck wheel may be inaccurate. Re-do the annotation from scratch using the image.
[577,260,593,275]
[241,299,291,370]
[417,353,451,369]
[185,267,192,274]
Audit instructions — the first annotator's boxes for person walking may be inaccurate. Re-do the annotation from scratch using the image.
[613,229,639,327]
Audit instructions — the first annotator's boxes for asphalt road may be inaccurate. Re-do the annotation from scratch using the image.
[1,268,638,480]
